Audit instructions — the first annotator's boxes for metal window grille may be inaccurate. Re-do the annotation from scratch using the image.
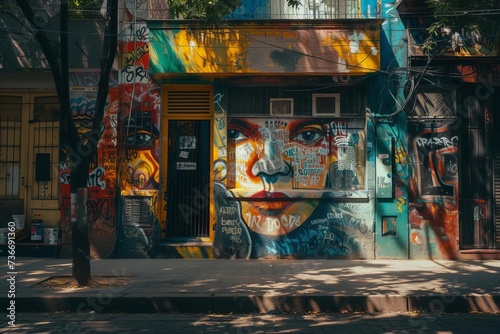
[31,96,59,200]
[409,87,455,118]
[0,96,22,199]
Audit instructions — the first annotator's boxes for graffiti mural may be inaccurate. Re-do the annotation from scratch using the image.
[212,116,372,259]
[408,123,459,259]
[59,79,119,258]
[214,181,373,259]
[226,117,365,192]
[118,19,160,196]
[149,26,380,75]
[115,9,161,257]
[69,71,118,89]
[121,148,160,192]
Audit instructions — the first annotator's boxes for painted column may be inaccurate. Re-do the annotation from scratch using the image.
[116,0,161,258]
[374,0,409,259]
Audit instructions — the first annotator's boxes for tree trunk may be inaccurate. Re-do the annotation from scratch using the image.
[69,0,117,285]
[70,136,93,285]
[71,187,90,285]
[16,0,118,286]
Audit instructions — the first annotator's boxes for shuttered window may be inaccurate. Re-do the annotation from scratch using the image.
[164,86,212,116]
[409,86,455,118]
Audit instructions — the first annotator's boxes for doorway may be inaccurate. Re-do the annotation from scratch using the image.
[165,120,211,240]
[0,93,60,230]
[161,85,214,242]
[459,88,497,249]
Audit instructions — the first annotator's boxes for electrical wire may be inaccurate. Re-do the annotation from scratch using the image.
[2,2,498,107]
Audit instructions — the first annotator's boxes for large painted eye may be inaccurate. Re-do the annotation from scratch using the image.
[136,133,152,145]
[293,127,324,146]
[125,132,153,146]
[228,129,247,141]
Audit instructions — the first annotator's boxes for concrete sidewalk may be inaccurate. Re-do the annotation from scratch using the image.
[1,258,499,314]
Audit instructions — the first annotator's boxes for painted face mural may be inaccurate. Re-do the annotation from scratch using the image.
[226,118,364,237]
[216,118,367,257]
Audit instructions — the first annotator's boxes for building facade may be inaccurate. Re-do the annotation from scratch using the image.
[118,0,384,259]
[398,0,500,259]
[0,0,499,260]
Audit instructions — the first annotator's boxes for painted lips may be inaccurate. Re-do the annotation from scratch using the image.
[249,191,293,211]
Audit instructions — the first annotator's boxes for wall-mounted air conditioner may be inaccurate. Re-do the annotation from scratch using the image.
[270,98,294,116]
[312,94,340,117]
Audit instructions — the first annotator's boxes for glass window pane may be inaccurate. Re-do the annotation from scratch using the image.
[33,96,59,122]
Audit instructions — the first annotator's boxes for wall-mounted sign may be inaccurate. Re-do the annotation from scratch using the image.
[177,162,196,170]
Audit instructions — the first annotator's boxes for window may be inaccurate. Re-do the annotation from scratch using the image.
[227,84,363,117]
[0,96,22,198]
[409,87,454,118]
[313,94,340,117]
[270,98,294,116]
[32,96,60,122]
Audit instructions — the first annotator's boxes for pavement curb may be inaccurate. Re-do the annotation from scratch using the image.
[4,294,499,314]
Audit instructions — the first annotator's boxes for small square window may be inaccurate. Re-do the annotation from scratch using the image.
[313,94,340,117]
[270,98,294,116]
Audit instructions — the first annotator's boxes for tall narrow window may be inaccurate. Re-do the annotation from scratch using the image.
[0,96,22,198]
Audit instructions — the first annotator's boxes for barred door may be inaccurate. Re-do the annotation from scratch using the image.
[460,89,495,249]
[0,96,23,223]
[161,85,213,242]
[165,120,211,240]
[0,93,60,229]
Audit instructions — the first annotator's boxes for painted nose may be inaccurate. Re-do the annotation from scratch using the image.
[251,140,291,176]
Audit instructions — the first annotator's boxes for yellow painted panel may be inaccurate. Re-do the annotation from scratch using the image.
[150,25,381,76]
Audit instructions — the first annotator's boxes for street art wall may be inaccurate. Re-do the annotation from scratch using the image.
[212,111,374,259]
[149,25,380,76]
[61,1,163,259]
[408,122,459,259]
[59,72,119,258]
[116,2,161,258]
[149,0,381,77]
[59,0,380,259]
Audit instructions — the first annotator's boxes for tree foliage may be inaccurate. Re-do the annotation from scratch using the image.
[423,0,500,52]
[167,0,243,23]
[68,0,102,19]
[168,0,304,23]
[286,0,302,8]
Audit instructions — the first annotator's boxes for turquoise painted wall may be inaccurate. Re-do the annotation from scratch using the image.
[372,0,409,258]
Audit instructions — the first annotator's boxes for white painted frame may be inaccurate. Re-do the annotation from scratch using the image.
[312,93,340,117]
[270,98,294,116]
